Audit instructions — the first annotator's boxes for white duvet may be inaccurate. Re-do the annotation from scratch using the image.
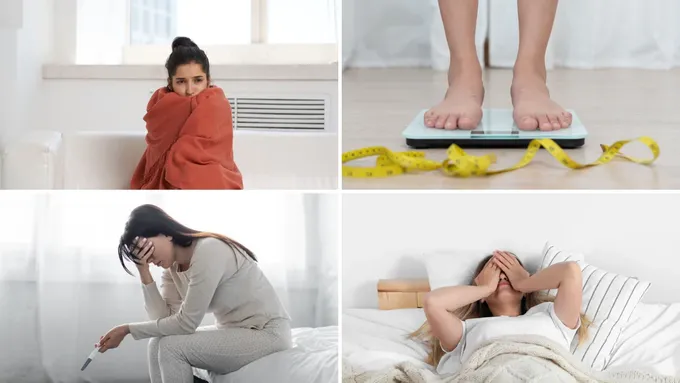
[195,326,338,383]
[342,303,680,378]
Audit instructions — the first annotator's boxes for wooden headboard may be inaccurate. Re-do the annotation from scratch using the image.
[377,279,431,310]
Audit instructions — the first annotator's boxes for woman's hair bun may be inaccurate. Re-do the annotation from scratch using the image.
[172,36,198,50]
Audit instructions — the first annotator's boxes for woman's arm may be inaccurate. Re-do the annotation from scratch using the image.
[423,259,500,352]
[140,270,183,320]
[425,284,495,312]
[131,238,182,320]
[127,239,237,340]
[424,285,492,352]
[511,260,583,329]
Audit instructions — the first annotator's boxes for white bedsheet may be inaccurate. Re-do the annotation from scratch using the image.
[606,303,680,377]
[343,305,680,378]
[195,326,338,383]
[342,308,431,372]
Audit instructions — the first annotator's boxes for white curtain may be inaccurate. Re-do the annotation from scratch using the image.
[342,0,486,70]
[344,0,680,70]
[0,191,338,382]
[490,0,680,69]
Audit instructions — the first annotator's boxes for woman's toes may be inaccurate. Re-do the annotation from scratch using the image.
[538,114,552,131]
[548,115,561,130]
[424,111,435,127]
[457,116,477,130]
[517,116,538,131]
[444,115,458,130]
[434,115,447,129]
[557,113,571,129]
[562,111,573,125]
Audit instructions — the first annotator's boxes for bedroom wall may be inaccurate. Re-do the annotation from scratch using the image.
[342,193,680,309]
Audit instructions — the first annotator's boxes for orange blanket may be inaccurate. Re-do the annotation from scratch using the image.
[130,86,243,189]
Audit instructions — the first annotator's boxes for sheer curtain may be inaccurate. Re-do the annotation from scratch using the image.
[489,0,680,69]
[342,0,488,70]
[344,0,680,70]
[0,191,337,382]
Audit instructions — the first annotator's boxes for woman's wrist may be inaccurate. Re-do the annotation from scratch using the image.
[481,284,496,295]
[139,269,154,285]
[514,278,531,293]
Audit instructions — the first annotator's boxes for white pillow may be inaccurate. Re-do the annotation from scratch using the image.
[424,250,486,291]
[538,241,651,371]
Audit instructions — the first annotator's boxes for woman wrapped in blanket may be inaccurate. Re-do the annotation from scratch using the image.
[410,251,591,375]
[95,204,292,382]
[131,37,243,190]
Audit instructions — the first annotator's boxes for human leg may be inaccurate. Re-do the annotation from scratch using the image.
[153,320,291,383]
[424,0,484,130]
[512,0,572,131]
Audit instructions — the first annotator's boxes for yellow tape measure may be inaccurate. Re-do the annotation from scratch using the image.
[342,137,659,178]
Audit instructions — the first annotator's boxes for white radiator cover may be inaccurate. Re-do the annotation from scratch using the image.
[229,96,328,131]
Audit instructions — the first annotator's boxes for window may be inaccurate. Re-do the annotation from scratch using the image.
[72,0,338,65]
[129,0,178,45]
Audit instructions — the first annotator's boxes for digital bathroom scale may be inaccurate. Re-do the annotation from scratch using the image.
[402,109,587,149]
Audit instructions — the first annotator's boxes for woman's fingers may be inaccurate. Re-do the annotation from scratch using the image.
[492,258,507,272]
[132,237,143,255]
[141,241,154,260]
[498,251,510,265]
[503,252,517,265]
[494,254,510,269]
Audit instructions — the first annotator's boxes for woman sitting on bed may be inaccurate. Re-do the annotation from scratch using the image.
[96,204,291,382]
[410,251,591,374]
[130,37,243,190]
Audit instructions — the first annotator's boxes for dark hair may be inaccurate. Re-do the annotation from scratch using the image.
[165,36,211,83]
[118,204,256,275]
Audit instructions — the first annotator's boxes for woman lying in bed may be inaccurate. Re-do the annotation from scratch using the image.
[411,250,590,374]
[130,37,243,190]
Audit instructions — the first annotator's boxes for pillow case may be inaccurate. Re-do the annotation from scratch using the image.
[424,250,487,291]
[538,241,651,371]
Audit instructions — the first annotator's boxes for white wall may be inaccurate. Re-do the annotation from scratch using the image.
[342,193,680,309]
[0,0,53,142]
[18,0,53,132]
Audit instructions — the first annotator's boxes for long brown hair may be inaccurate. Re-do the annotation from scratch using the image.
[409,254,591,366]
[117,204,255,275]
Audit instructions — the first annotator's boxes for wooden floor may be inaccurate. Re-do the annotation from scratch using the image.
[342,68,680,190]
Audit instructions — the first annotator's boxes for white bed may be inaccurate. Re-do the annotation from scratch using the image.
[342,286,680,378]
[196,326,338,383]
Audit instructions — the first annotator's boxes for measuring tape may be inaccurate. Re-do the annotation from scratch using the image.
[342,137,660,178]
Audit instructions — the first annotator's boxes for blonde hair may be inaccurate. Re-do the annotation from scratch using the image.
[409,254,591,366]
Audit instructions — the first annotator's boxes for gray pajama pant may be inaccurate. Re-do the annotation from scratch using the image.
[146,318,292,383]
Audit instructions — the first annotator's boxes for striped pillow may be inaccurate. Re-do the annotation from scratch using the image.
[538,241,651,371]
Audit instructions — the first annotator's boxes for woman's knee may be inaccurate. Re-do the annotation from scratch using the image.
[147,337,161,359]
[157,335,183,357]
[148,337,160,351]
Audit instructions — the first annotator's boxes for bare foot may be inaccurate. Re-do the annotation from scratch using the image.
[424,70,484,130]
[511,67,572,131]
